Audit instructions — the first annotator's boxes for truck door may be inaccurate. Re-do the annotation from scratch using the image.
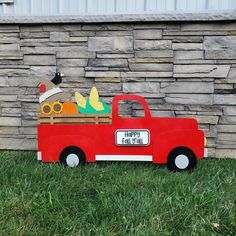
[95,95,153,162]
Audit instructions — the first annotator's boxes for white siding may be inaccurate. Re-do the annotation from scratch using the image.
[0,0,236,16]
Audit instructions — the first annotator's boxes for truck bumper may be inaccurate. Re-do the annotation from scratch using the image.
[37,151,42,161]
[204,148,208,158]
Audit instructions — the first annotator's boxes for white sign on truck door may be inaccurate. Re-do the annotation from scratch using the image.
[115,129,150,146]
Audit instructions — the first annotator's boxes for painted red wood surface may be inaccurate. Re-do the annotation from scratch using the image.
[38,94,205,164]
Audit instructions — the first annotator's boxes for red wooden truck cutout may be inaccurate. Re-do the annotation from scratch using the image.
[37,94,208,172]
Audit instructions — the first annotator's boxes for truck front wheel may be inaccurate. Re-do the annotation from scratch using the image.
[59,146,85,167]
[167,147,197,172]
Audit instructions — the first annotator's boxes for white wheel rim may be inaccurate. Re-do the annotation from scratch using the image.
[175,154,189,169]
[66,153,79,167]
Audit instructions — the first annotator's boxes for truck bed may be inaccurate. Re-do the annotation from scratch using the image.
[39,114,112,124]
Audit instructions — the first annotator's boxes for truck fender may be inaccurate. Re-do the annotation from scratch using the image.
[152,130,204,164]
[41,134,95,162]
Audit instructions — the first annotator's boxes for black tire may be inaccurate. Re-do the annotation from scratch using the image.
[167,147,197,172]
[59,146,85,167]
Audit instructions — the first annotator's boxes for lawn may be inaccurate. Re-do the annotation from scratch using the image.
[0,151,235,235]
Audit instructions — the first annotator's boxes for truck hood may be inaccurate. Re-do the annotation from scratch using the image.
[152,117,199,132]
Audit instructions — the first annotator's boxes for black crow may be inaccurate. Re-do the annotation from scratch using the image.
[51,72,64,85]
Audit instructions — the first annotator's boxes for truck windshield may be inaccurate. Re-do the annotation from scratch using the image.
[118,100,145,118]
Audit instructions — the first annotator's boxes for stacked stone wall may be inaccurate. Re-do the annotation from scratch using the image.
[0,22,235,158]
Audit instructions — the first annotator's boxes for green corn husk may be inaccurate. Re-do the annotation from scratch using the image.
[77,98,111,114]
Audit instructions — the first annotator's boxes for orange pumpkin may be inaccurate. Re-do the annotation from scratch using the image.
[61,102,79,115]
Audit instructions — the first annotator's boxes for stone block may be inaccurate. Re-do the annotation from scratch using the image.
[95,77,121,83]
[20,32,49,39]
[50,32,70,42]
[0,87,25,95]
[70,31,95,37]
[174,60,216,65]
[85,67,109,71]
[219,116,236,124]
[0,34,19,44]
[0,51,23,60]
[57,59,88,67]
[134,40,171,50]
[0,138,37,150]
[70,37,88,42]
[226,67,236,83]
[181,23,236,31]
[0,44,20,51]
[165,94,213,105]
[88,36,133,52]
[57,67,85,77]
[44,25,81,32]
[134,30,162,39]
[88,59,128,68]
[204,36,236,59]
[173,43,203,50]
[20,25,43,32]
[0,101,21,108]
[97,53,134,59]
[0,117,21,126]
[121,72,172,78]
[214,95,236,105]
[205,36,236,51]
[134,23,180,30]
[161,82,213,94]
[135,50,173,58]
[215,84,233,90]
[82,24,133,31]
[95,83,122,92]
[218,133,236,143]
[2,77,38,87]
[20,38,51,47]
[0,127,19,135]
[164,36,203,43]
[19,127,37,135]
[95,30,133,37]
[86,71,121,78]
[30,66,56,77]
[21,46,56,55]
[0,60,24,65]
[174,51,203,60]
[223,106,236,115]
[150,110,175,117]
[0,25,19,32]
[123,82,160,93]
[2,107,21,114]
[174,65,230,78]
[216,149,236,159]
[57,47,95,59]
[24,55,56,66]
[163,30,226,36]
[217,125,236,132]
[129,58,173,63]
[129,63,172,72]
[176,115,219,124]
[0,95,17,101]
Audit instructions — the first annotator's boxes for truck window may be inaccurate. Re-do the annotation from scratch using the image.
[118,100,145,118]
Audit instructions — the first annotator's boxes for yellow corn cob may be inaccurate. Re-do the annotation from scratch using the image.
[89,87,99,103]
[75,92,86,108]
[89,87,104,111]
[90,100,104,111]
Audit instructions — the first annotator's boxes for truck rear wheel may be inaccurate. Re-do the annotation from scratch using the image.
[59,146,85,167]
[167,147,197,172]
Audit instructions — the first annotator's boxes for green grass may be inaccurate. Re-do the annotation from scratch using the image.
[0,151,235,235]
